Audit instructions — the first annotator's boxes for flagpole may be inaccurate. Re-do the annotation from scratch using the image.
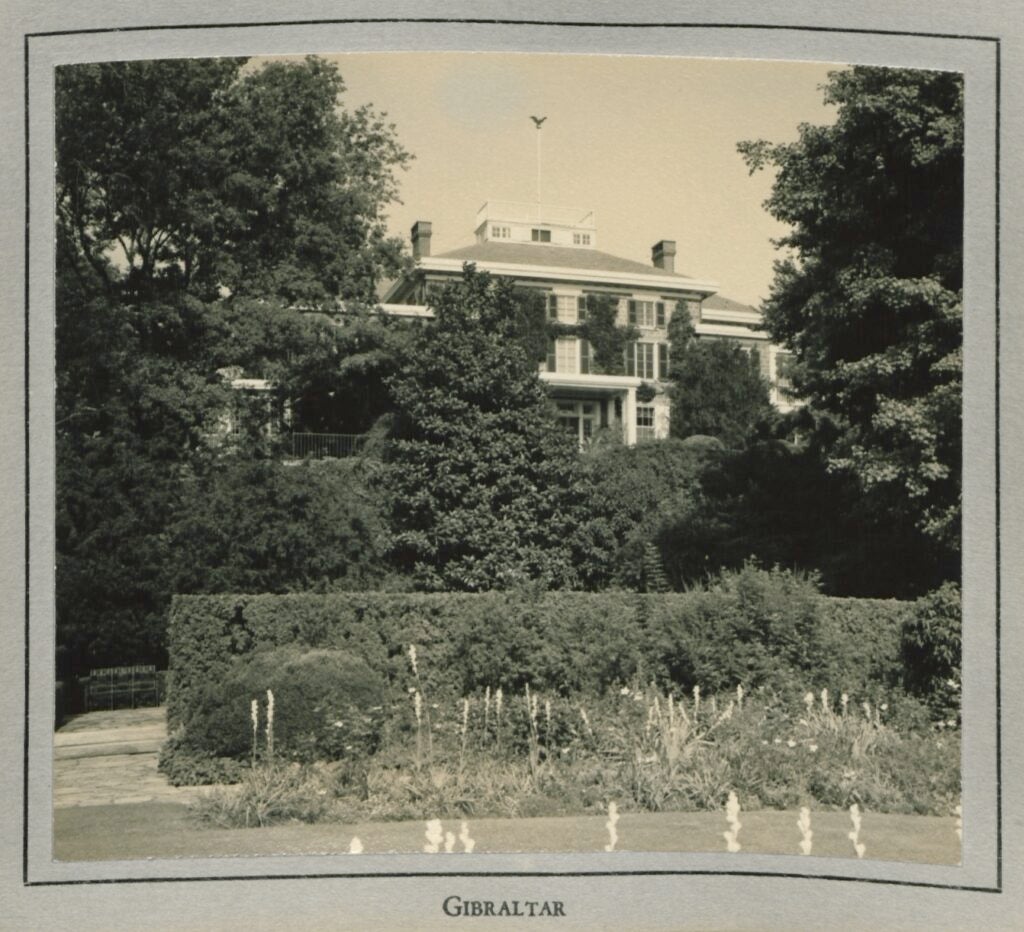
[536,121,542,216]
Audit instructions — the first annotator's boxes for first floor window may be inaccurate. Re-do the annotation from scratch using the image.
[636,405,656,443]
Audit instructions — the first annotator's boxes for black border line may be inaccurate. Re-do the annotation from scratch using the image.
[22,28,31,891]
[22,870,999,891]
[19,18,1002,42]
[24,17,1002,894]
[993,35,1003,895]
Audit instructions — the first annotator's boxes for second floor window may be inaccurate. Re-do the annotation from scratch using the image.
[628,299,667,328]
[546,337,593,375]
[547,293,587,323]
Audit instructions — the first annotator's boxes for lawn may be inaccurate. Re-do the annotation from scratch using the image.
[53,801,960,864]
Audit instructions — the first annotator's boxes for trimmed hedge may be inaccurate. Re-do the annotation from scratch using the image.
[167,573,915,731]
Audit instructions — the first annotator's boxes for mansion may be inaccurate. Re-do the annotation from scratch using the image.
[379,200,795,445]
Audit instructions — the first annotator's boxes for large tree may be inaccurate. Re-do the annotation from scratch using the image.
[56,56,411,304]
[55,56,414,674]
[385,267,584,591]
[738,66,963,558]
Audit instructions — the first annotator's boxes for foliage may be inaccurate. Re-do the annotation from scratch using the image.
[182,647,387,763]
[668,340,772,446]
[55,56,415,675]
[900,582,961,722]
[384,266,586,590]
[182,687,960,821]
[666,311,772,447]
[158,737,246,787]
[164,576,924,734]
[577,293,639,375]
[56,56,411,304]
[167,456,394,596]
[191,762,331,827]
[55,287,228,674]
[739,66,963,555]
[574,437,706,589]
[658,436,955,598]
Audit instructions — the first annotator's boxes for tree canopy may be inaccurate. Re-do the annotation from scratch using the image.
[738,66,963,556]
[57,56,411,304]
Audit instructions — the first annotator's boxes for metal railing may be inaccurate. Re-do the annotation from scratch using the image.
[289,432,368,459]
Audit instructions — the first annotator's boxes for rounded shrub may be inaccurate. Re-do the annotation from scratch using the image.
[184,646,387,763]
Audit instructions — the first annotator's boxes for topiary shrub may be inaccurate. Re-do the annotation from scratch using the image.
[901,582,961,722]
[183,646,387,764]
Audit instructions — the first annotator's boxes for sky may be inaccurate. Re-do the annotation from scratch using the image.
[258,53,840,307]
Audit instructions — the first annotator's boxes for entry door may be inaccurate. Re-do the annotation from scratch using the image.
[556,401,597,446]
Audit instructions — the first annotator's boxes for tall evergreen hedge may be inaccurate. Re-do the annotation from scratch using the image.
[166,580,912,729]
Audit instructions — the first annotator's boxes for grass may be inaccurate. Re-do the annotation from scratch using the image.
[54,801,961,864]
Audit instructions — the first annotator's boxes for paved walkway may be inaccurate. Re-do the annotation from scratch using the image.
[54,706,208,808]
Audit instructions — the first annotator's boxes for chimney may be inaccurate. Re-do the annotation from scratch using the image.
[411,221,432,259]
[651,240,676,273]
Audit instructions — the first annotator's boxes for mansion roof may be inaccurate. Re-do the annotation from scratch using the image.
[432,241,696,281]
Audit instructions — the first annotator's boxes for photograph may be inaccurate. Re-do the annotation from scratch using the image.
[49,49,965,866]
[3,5,1015,929]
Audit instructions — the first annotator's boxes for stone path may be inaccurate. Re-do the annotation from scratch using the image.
[54,706,209,808]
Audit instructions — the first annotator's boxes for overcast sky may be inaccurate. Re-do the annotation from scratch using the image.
[262,53,841,307]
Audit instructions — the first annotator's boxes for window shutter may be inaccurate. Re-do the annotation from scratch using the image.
[580,339,591,374]
[658,342,669,379]
[548,294,558,320]
[628,300,637,325]
[546,338,557,372]
[577,295,587,321]
[656,302,666,326]
[625,342,636,377]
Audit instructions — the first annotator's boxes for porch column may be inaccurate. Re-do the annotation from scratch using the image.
[624,386,637,446]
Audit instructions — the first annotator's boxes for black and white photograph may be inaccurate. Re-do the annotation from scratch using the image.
[4,5,1017,929]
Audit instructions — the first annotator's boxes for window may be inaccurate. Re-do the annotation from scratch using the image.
[547,293,586,323]
[531,228,552,242]
[625,341,656,379]
[490,225,510,239]
[545,336,591,375]
[555,338,577,374]
[572,232,591,246]
[627,300,666,329]
[636,405,656,443]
